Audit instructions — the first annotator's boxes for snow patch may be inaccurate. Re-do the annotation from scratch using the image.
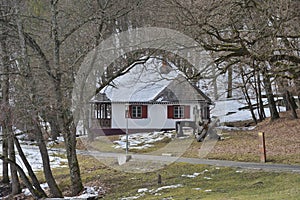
[126,184,182,199]
[120,194,144,200]
[181,172,201,178]
[22,183,49,196]
[181,169,208,178]
[151,184,183,193]
[193,188,202,191]
[113,131,174,150]
[217,126,256,131]
[0,144,68,176]
[137,188,148,193]
[211,99,287,124]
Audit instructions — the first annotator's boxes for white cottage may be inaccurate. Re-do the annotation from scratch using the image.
[90,58,212,135]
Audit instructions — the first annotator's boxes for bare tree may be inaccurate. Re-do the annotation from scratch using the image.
[0,19,21,194]
[0,30,9,185]
[162,0,299,120]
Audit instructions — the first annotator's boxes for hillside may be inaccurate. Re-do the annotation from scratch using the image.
[206,110,300,164]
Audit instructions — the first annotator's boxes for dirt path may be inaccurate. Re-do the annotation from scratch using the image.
[77,149,300,173]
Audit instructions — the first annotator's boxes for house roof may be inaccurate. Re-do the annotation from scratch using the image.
[92,58,212,104]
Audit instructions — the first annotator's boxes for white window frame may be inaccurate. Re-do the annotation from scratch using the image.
[132,105,142,118]
[174,106,184,119]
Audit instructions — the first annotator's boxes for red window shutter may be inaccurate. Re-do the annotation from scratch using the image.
[167,105,174,119]
[184,105,190,119]
[142,105,148,118]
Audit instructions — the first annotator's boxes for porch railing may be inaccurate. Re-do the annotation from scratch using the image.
[91,118,111,128]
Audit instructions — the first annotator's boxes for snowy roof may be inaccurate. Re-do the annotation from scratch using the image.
[94,58,211,103]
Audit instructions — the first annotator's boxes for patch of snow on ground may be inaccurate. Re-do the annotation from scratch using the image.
[120,194,144,200]
[137,188,149,193]
[211,99,286,123]
[151,184,183,193]
[182,169,209,178]
[0,144,68,176]
[125,184,183,199]
[22,183,49,196]
[181,172,201,178]
[47,136,65,146]
[113,131,174,150]
[216,126,256,131]
[193,188,202,191]
[23,185,104,199]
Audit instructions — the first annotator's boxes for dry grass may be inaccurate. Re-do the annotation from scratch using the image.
[204,110,300,164]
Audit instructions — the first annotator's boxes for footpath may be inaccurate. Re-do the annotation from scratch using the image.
[77,150,300,173]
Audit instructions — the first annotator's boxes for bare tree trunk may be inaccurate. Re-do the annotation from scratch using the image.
[242,88,257,124]
[35,120,63,197]
[49,116,60,140]
[0,32,21,194]
[257,71,266,121]
[51,0,83,195]
[241,69,257,124]
[56,81,83,194]
[14,136,47,197]
[253,70,262,122]
[14,0,62,196]
[212,64,219,100]
[285,90,298,119]
[42,109,60,141]
[0,33,9,184]
[4,53,20,195]
[8,128,21,195]
[63,121,83,195]
[1,130,9,184]
[227,66,233,98]
[262,68,280,120]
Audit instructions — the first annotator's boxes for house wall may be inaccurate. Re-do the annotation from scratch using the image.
[111,103,202,130]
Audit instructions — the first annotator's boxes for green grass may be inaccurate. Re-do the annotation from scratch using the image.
[39,129,300,198]
[17,151,300,199]
[63,156,300,199]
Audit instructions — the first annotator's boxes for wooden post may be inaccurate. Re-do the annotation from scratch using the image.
[158,174,162,185]
[258,132,266,163]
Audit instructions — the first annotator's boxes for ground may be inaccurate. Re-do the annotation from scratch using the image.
[67,157,300,200]
[204,110,300,164]
[1,111,300,199]
[73,111,300,199]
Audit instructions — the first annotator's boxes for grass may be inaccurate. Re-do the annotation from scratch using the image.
[35,111,299,198]
[82,136,174,154]
[51,111,299,165]
[67,156,300,199]
[203,116,300,164]
[55,127,299,165]
[4,154,300,199]
[78,134,191,155]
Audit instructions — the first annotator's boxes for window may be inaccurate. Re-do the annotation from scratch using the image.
[174,106,184,119]
[129,105,148,119]
[132,105,142,118]
[167,105,190,119]
[94,103,111,119]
